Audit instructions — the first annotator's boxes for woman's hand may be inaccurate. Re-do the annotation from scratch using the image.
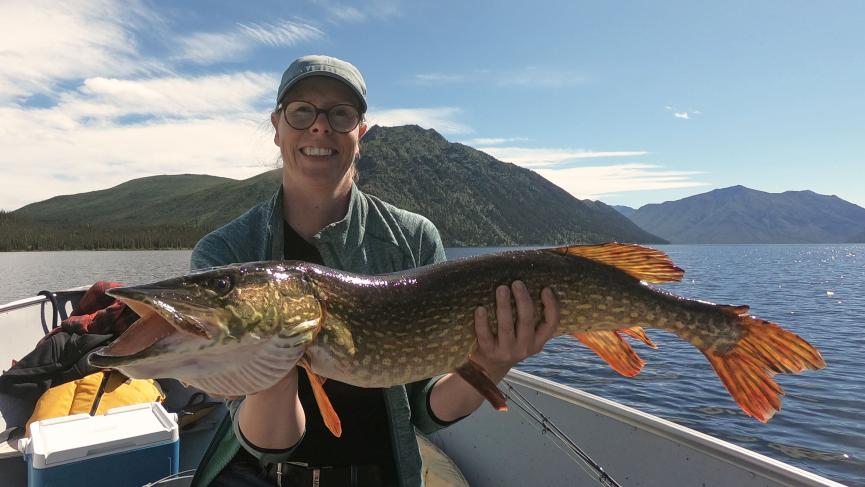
[471,280,560,382]
[428,281,560,422]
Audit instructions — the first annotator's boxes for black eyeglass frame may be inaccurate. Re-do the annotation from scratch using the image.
[278,100,363,133]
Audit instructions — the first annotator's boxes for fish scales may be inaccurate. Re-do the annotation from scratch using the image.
[92,243,825,423]
[301,249,745,386]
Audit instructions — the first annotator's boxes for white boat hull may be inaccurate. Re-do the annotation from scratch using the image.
[430,369,844,487]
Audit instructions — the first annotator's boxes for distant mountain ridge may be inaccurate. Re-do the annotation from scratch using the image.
[629,185,865,243]
[612,205,636,218]
[2,125,665,250]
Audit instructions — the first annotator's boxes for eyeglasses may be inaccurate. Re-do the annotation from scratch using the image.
[280,100,362,133]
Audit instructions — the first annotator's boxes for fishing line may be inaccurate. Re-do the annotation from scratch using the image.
[501,379,622,487]
[143,469,196,486]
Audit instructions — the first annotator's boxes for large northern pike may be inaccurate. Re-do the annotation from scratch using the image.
[90,243,825,435]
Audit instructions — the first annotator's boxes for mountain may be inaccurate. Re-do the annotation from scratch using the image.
[356,125,664,246]
[2,125,665,250]
[629,185,865,244]
[612,205,636,218]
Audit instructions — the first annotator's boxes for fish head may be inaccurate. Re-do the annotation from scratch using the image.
[89,261,322,394]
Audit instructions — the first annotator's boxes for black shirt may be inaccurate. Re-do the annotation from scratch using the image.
[282,222,394,470]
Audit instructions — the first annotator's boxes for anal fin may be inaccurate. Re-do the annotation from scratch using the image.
[455,359,508,411]
[571,330,645,377]
[298,357,341,437]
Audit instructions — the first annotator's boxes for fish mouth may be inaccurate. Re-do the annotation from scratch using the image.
[89,283,222,367]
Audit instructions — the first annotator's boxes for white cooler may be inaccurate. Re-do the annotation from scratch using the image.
[19,402,179,487]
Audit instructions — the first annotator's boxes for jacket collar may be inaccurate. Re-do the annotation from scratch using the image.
[312,182,368,253]
[268,182,400,263]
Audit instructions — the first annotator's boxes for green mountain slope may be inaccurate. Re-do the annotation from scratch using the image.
[629,185,865,243]
[3,125,666,250]
[357,125,665,246]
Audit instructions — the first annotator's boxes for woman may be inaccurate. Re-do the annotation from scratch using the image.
[190,55,560,487]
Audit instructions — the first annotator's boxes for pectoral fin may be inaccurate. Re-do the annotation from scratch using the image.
[298,357,341,437]
[455,359,508,411]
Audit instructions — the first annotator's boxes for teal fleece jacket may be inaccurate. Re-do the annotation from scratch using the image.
[189,183,449,487]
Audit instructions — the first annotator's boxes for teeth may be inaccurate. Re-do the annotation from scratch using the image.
[302,147,334,156]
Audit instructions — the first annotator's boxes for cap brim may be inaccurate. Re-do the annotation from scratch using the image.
[277,72,367,113]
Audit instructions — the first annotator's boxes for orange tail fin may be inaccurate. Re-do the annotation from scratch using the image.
[571,330,645,377]
[702,315,825,422]
[298,357,342,437]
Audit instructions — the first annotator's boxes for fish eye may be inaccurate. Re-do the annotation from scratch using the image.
[212,276,233,295]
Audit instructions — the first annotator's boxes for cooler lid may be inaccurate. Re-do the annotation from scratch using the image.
[26,402,178,468]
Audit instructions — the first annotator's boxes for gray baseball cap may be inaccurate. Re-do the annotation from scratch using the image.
[276,55,367,112]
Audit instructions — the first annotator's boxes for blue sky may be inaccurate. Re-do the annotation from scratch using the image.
[1,0,863,212]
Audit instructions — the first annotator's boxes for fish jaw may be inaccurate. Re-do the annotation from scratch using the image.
[90,285,321,395]
[91,317,319,396]
[90,262,325,395]
[89,281,236,379]
[105,281,230,340]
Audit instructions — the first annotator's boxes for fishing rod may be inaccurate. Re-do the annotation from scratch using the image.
[501,379,622,487]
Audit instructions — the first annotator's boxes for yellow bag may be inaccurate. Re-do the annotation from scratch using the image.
[26,372,164,435]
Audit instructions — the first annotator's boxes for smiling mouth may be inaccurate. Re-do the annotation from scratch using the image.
[301,147,335,156]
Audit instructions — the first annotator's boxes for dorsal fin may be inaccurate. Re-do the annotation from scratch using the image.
[719,304,750,316]
[550,243,684,283]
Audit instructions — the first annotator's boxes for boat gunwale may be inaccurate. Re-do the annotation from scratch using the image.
[505,369,845,487]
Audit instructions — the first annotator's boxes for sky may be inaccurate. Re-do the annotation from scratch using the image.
[1,0,863,212]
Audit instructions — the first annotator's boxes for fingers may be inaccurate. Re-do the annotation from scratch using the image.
[535,287,560,352]
[474,305,495,352]
[511,280,535,341]
[495,284,515,348]
[474,282,561,367]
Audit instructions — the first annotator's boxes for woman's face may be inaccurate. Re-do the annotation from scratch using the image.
[272,76,367,192]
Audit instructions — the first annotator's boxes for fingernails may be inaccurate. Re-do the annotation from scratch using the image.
[497,285,509,297]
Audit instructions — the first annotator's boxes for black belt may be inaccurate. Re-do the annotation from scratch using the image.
[267,462,385,487]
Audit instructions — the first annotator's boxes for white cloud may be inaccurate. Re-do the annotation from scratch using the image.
[666,106,700,120]
[477,147,649,168]
[497,67,585,87]
[461,137,530,146]
[535,164,709,200]
[466,142,706,200]
[0,105,277,211]
[412,73,467,84]
[410,67,584,87]
[57,73,276,121]
[326,5,367,23]
[0,71,280,211]
[0,0,163,101]
[309,0,400,22]
[367,107,473,135]
[175,20,324,65]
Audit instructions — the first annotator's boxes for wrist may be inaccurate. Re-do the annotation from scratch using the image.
[470,355,510,384]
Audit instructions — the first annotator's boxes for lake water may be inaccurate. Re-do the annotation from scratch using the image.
[1,245,863,486]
